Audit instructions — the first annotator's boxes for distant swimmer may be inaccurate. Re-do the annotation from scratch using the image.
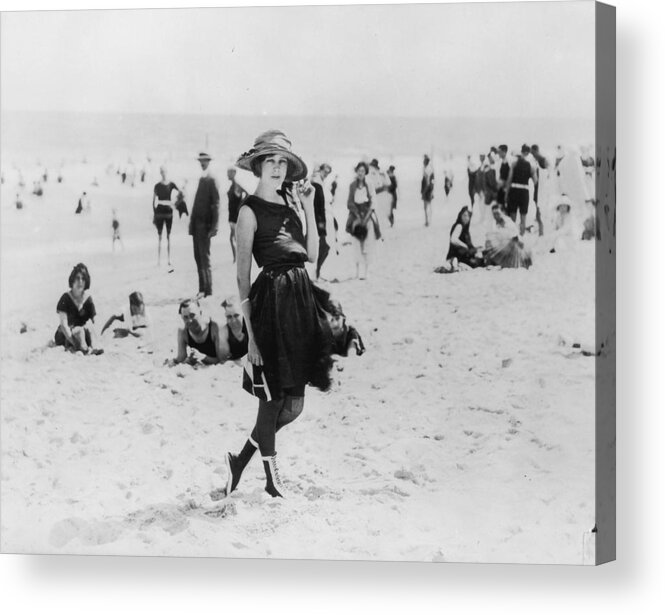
[75,191,90,214]
[496,145,510,210]
[444,169,454,197]
[152,166,179,269]
[505,144,537,235]
[387,165,398,227]
[111,209,123,251]
[15,194,23,210]
[421,154,435,227]
[226,167,248,264]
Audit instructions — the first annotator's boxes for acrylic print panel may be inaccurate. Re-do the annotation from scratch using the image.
[0,1,614,564]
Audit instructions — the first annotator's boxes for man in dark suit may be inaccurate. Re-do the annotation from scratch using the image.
[189,152,220,297]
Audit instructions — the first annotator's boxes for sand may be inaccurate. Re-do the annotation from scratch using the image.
[0,152,596,563]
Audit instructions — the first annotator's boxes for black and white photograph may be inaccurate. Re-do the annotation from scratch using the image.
[0,0,615,565]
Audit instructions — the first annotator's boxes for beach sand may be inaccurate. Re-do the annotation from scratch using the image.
[1,152,596,563]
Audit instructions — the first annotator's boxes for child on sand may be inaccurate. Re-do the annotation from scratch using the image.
[54,263,104,355]
[101,291,152,343]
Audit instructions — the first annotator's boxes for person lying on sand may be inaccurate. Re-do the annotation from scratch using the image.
[54,263,104,355]
[101,291,152,340]
[169,297,247,366]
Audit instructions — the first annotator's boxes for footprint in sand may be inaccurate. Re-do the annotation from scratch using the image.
[49,517,90,548]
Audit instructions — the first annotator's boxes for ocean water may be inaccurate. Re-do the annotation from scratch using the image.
[1,111,594,169]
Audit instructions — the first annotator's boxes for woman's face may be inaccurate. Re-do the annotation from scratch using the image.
[461,211,471,225]
[71,273,86,296]
[260,155,289,185]
[355,166,366,180]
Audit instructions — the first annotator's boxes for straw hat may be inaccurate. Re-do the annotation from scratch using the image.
[197,152,212,161]
[236,130,307,181]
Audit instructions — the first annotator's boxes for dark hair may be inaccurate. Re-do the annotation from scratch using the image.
[68,263,91,290]
[531,144,540,152]
[221,295,240,309]
[521,144,531,155]
[450,206,472,237]
[178,298,199,314]
[129,291,144,308]
[354,161,369,175]
[370,158,380,169]
[250,154,297,179]
[319,163,332,174]
[498,144,508,153]
[489,146,498,154]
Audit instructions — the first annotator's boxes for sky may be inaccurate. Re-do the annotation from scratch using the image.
[0,1,596,118]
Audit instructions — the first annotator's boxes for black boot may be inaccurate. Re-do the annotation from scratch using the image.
[262,454,286,498]
[225,437,257,494]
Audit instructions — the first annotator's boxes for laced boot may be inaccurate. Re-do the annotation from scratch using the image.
[262,454,287,498]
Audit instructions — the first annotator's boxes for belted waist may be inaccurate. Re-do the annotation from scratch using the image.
[511,183,529,190]
[262,261,305,275]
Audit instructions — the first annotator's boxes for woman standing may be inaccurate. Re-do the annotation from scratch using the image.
[152,166,179,268]
[222,130,334,499]
[345,161,379,280]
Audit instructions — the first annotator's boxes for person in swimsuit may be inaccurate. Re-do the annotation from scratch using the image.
[173,298,231,365]
[444,206,484,270]
[152,166,179,268]
[111,209,123,251]
[226,168,247,264]
[496,145,510,210]
[311,163,332,280]
[220,129,347,499]
[421,155,435,226]
[506,144,538,235]
[220,295,249,362]
[387,165,398,227]
[101,291,152,341]
[54,263,103,355]
[346,161,380,280]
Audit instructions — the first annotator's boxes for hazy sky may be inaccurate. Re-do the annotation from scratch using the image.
[1,1,595,118]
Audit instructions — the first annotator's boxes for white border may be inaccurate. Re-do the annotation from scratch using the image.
[1,0,662,613]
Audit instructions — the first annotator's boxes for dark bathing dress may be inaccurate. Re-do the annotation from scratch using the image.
[228,184,244,224]
[54,292,96,347]
[242,195,334,400]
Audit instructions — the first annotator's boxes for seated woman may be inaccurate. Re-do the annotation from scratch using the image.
[101,291,152,340]
[441,206,484,271]
[484,204,533,269]
[54,263,103,355]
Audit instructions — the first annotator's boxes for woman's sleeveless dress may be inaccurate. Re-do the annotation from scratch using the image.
[242,195,333,399]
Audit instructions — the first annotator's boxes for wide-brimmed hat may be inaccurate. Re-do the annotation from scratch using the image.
[197,152,212,161]
[236,130,307,181]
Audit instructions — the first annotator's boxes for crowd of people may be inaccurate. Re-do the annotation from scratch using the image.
[50,130,368,502]
[6,129,600,502]
[432,141,596,273]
